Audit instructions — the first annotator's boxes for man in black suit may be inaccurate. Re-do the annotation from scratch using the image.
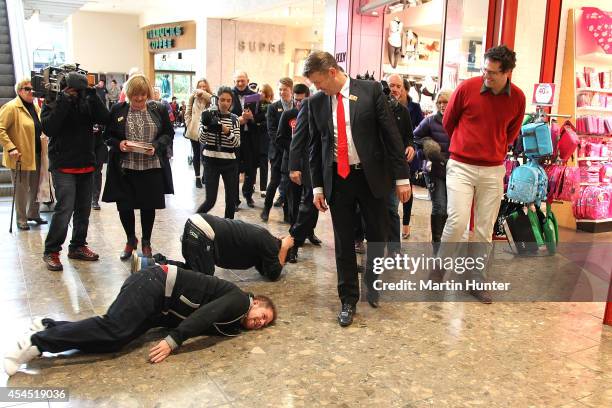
[231,71,263,208]
[287,97,322,263]
[304,51,411,327]
[261,77,294,222]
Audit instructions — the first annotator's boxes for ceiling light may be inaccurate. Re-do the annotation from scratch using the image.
[372,11,378,16]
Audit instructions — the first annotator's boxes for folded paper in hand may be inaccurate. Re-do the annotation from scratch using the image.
[125,141,154,154]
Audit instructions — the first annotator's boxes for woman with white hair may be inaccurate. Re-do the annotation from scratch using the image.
[0,78,45,230]
[413,89,452,252]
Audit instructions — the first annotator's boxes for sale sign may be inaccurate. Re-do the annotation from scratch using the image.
[532,83,556,106]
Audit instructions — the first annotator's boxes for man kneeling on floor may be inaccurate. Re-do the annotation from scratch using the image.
[142,213,294,281]
[4,264,276,376]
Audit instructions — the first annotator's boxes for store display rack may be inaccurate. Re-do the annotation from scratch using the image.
[556,8,612,233]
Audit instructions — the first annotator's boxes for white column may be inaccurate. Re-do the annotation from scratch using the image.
[6,0,31,78]
[194,16,207,80]
[323,0,337,53]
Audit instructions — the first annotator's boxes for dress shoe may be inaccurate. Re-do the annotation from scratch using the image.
[287,246,298,263]
[68,246,99,261]
[470,289,493,304]
[3,334,41,376]
[273,197,284,207]
[366,290,380,308]
[260,192,266,198]
[120,239,138,261]
[43,252,63,271]
[195,177,203,188]
[354,241,365,254]
[141,239,152,258]
[28,217,48,225]
[17,222,30,230]
[338,303,356,327]
[260,207,270,222]
[246,198,255,208]
[307,233,322,246]
[91,202,101,210]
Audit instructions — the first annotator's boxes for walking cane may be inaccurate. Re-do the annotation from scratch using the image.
[9,160,21,233]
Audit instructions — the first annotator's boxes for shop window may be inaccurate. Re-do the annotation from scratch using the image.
[511,0,547,99]
[440,0,489,91]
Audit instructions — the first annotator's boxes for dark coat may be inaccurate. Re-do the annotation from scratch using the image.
[41,90,109,170]
[413,112,450,179]
[288,98,312,186]
[101,101,174,203]
[161,266,252,346]
[266,100,287,162]
[308,78,410,201]
[276,107,299,174]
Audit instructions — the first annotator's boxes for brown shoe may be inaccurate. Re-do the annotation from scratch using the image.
[43,252,63,271]
[68,246,99,261]
[470,289,493,304]
[141,240,152,258]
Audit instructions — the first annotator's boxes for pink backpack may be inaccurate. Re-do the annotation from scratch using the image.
[576,186,611,220]
[545,164,566,203]
[600,163,612,183]
[556,121,579,161]
[558,166,580,202]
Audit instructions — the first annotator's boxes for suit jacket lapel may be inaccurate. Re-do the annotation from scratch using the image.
[349,79,358,130]
[326,95,333,139]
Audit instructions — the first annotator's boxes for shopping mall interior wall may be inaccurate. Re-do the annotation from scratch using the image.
[511,0,546,100]
[68,11,144,74]
[206,19,288,94]
[553,0,611,110]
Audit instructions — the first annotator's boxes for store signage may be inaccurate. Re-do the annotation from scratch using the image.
[532,83,555,106]
[147,25,184,50]
[336,52,346,63]
[238,41,285,55]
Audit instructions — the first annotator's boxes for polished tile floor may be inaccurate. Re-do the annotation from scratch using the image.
[0,133,611,407]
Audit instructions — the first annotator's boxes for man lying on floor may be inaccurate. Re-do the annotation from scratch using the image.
[141,213,295,281]
[4,265,276,376]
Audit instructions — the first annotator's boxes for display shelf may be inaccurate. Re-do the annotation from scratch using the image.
[577,51,612,65]
[576,157,611,161]
[577,88,612,93]
[576,218,612,233]
[580,182,605,186]
[576,106,612,113]
[577,133,612,137]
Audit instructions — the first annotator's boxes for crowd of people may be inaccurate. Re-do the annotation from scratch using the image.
[1,45,526,372]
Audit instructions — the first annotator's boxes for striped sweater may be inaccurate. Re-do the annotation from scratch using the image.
[199,111,241,159]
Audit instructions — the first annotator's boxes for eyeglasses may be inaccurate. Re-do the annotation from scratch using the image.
[20,87,33,92]
[480,68,504,77]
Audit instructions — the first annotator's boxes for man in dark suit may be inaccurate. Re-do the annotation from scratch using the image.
[261,77,294,222]
[287,97,322,263]
[231,71,263,208]
[304,51,411,327]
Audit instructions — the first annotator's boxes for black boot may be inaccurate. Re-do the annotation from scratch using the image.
[430,214,447,255]
[260,206,271,222]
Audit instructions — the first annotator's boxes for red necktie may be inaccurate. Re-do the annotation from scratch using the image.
[336,93,350,178]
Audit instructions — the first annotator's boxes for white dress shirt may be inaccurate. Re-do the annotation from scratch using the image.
[313,76,409,195]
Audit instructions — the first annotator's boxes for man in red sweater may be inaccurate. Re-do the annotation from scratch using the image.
[441,45,526,303]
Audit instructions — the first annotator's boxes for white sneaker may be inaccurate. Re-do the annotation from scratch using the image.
[29,317,46,333]
[130,252,141,274]
[3,334,41,376]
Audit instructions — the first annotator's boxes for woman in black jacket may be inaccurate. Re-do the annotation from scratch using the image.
[413,90,451,252]
[102,75,174,259]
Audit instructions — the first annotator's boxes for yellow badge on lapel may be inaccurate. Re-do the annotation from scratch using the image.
[118,116,124,122]
[349,94,358,101]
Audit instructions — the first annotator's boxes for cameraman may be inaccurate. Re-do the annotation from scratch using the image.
[386,74,415,255]
[41,72,109,271]
[196,86,241,219]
